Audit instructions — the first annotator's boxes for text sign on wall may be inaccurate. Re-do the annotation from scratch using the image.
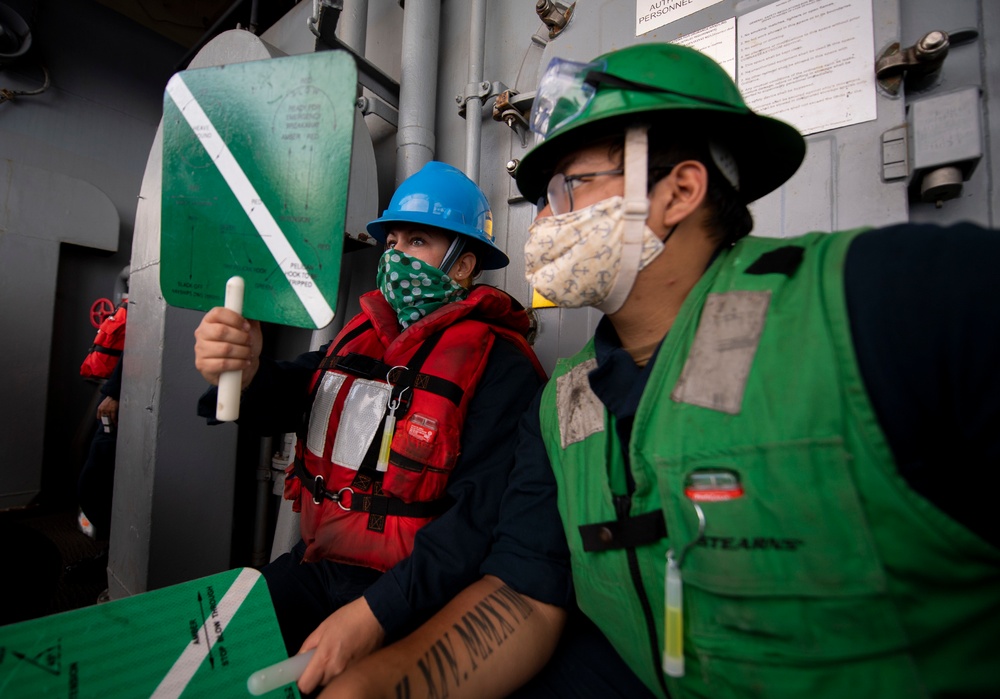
[636,0,726,36]
[161,51,357,329]
[664,0,877,137]
[738,0,876,135]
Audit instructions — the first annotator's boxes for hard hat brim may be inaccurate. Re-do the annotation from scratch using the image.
[366,212,510,270]
[516,107,806,205]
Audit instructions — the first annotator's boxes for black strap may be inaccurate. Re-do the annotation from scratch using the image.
[745,245,805,277]
[293,458,450,519]
[584,70,744,112]
[578,510,667,552]
[88,345,123,357]
[330,319,374,356]
[320,326,466,410]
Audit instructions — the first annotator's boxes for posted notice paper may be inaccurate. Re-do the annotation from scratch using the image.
[737,0,876,135]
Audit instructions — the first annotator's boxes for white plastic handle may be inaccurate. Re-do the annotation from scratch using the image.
[247,649,315,696]
[216,276,245,422]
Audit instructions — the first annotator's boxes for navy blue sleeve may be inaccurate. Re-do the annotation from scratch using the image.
[196,345,327,434]
[844,222,1000,547]
[363,338,547,636]
[481,387,574,607]
[101,356,124,400]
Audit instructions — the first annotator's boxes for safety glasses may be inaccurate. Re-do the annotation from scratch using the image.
[529,57,743,139]
[545,169,623,215]
[529,58,603,138]
[543,165,676,215]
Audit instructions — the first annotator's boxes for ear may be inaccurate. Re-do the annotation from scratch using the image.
[650,160,709,234]
[448,250,478,286]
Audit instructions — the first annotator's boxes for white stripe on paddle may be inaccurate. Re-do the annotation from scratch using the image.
[150,568,259,698]
[165,74,333,328]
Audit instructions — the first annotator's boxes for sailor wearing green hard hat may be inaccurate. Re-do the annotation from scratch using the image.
[317,42,1000,699]
[518,41,805,315]
[496,41,1000,699]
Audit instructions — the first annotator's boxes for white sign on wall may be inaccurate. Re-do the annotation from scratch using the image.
[737,0,876,135]
[671,17,737,80]
[663,0,876,136]
[636,0,726,36]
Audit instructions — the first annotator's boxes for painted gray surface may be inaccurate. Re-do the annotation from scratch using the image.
[0,0,184,512]
[0,163,118,508]
[901,0,997,227]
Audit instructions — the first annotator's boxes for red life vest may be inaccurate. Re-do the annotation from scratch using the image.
[283,286,544,571]
[80,299,128,379]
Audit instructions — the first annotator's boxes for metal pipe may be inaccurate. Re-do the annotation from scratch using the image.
[464,0,488,181]
[308,0,371,351]
[252,436,275,566]
[396,0,441,182]
[339,0,369,55]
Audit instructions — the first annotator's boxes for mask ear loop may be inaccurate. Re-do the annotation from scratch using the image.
[598,125,649,315]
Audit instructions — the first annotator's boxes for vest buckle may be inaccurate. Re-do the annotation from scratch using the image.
[310,475,355,510]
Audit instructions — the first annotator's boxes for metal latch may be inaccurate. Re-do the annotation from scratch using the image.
[875,29,978,95]
[536,0,575,40]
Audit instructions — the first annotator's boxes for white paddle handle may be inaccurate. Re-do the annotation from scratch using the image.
[216,276,245,422]
[247,649,315,696]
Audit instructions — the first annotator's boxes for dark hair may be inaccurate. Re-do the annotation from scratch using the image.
[608,127,754,246]
[462,238,487,277]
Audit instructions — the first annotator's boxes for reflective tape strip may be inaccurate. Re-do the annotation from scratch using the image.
[165,75,333,328]
[555,358,605,449]
[150,568,259,698]
[307,373,348,457]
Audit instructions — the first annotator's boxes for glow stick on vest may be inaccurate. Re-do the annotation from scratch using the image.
[664,552,685,677]
[664,469,745,677]
[597,126,649,315]
[376,370,409,473]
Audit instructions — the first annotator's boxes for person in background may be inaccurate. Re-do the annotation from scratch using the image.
[78,295,129,541]
[193,161,546,694]
[319,43,1000,699]
[77,358,122,540]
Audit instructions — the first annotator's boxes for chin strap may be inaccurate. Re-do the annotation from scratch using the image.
[598,125,649,315]
[439,236,467,278]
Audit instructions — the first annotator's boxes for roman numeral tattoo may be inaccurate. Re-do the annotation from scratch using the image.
[394,584,535,698]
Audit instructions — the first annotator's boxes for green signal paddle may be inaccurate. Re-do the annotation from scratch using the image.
[0,568,296,698]
[161,51,357,420]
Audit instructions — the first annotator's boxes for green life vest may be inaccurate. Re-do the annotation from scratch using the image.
[541,230,1000,699]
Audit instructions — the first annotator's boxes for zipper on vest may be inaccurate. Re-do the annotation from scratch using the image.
[611,416,670,697]
[615,493,670,697]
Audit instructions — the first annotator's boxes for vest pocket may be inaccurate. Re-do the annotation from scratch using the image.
[656,438,912,664]
[382,415,460,502]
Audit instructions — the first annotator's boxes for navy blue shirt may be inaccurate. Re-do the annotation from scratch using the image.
[483,222,1000,606]
[199,315,544,635]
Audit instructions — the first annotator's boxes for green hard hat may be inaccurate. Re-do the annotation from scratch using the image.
[516,43,806,204]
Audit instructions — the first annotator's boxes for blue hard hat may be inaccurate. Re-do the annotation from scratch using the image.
[366,161,509,270]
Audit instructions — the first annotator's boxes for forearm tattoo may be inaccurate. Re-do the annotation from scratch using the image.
[394,584,535,698]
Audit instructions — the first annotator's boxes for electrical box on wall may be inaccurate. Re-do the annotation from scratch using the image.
[907,86,983,206]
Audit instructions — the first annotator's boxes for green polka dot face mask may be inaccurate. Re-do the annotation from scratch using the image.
[377,249,470,327]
